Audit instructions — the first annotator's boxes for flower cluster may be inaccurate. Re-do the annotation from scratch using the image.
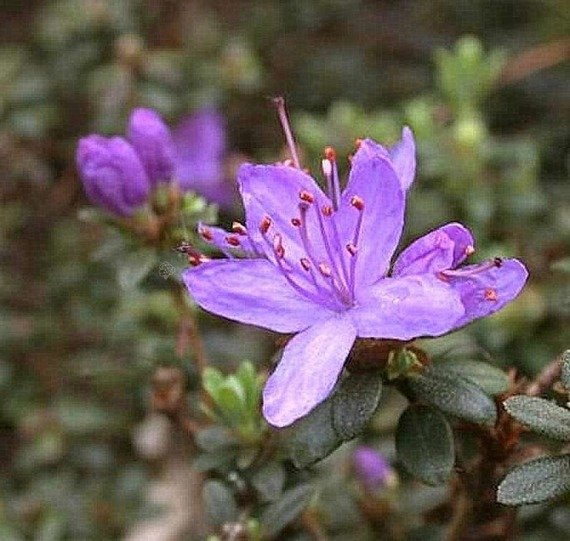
[76,108,230,216]
[184,128,528,427]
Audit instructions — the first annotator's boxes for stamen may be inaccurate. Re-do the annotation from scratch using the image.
[322,205,333,217]
[465,245,475,256]
[440,259,502,279]
[300,258,311,271]
[493,257,503,268]
[324,147,341,210]
[226,235,241,247]
[325,147,336,162]
[232,222,248,236]
[199,226,213,242]
[299,190,315,204]
[350,195,365,211]
[355,138,363,149]
[273,234,285,259]
[291,217,302,227]
[319,262,332,277]
[260,216,272,234]
[346,243,358,256]
[272,96,301,169]
[484,288,498,301]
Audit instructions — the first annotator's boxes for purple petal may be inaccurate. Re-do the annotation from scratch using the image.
[387,126,416,191]
[76,135,150,216]
[351,127,416,191]
[238,163,332,264]
[392,222,475,277]
[335,156,405,286]
[127,108,176,186]
[262,315,357,427]
[444,258,528,328]
[350,275,464,340]
[183,259,334,333]
[172,109,235,207]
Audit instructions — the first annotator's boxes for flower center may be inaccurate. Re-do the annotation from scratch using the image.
[258,184,365,311]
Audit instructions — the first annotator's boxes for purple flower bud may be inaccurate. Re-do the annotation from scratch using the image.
[352,446,395,490]
[127,108,176,186]
[76,135,150,216]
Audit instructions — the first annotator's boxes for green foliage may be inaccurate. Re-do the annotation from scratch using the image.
[396,404,455,486]
[406,365,498,425]
[498,455,570,506]
[259,484,314,538]
[203,480,239,526]
[284,371,383,468]
[504,396,570,441]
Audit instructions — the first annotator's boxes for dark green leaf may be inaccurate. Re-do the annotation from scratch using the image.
[503,396,570,441]
[260,484,314,538]
[407,366,497,425]
[202,480,239,526]
[284,399,340,469]
[332,372,382,440]
[251,461,286,502]
[396,404,454,485]
[436,359,509,396]
[498,455,570,505]
[195,427,239,452]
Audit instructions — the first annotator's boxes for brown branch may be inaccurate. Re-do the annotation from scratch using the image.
[526,354,562,397]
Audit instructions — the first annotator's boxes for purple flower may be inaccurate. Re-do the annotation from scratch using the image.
[76,135,150,216]
[352,446,396,489]
[127,108,176,186]
[183,128,528,427]
[172,109,235,208]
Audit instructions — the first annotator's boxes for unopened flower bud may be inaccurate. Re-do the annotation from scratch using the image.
[76,135,150,216]
[352,446,397,490]
[127,108,176,185]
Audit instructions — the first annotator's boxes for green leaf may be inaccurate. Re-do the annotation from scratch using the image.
[396,404,454,485]
[195,427,239,452]
[332,371,382,440]
[407,366,497,425]
[260,484,314,538]
[284,398,340,469]
[561,350,570,391]
[503,396,570,441]
[202,480,239,526]
[498,455,570,505]
[251,461,286,502]
[436,359,509,396]
[116,248,157,290]
[202,367,224,402]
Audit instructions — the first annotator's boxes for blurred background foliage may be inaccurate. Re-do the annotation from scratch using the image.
[0,0,568,539]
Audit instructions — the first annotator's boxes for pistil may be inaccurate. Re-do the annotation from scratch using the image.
[272,97,301,169]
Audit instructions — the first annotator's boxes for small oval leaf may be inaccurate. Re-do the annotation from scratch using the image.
[260,484,314,538]
[396,404,454,486]
[332,372,383,440]
[498,455,570,505]
[202,480,239,526]
[436,359,509,396]
[561,350,570,391]
[408,367,497,425]
[503,395,570,441]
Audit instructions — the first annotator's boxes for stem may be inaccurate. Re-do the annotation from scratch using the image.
[172,284,209,373]
[526,354,562,396]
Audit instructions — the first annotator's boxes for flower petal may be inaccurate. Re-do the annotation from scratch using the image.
[335,156,405,286]
[196,222,260,258]
[262,315,357,427]
[444,258,528,328]
[183,259,334,333]
[351,275,464,340]
[238,163,332,264]
[387,126,416,191]
[392,222,475,277]
[351,127,416,191]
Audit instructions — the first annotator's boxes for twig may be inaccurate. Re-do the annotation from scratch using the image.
[300,510,328,541]
[526,354,562,397]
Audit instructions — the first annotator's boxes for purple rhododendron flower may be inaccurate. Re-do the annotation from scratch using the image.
[183,127,528,427]
[172,109,235,208]
[76,135,150,216]
[77,107,232,215]
[352,446,396,489]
